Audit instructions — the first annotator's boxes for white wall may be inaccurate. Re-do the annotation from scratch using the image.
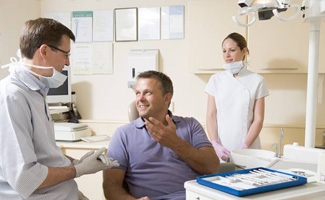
[39,0,210,122]
[1,0,325,129]
[0,0,41,79]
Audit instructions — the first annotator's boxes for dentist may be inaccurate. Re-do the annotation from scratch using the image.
[205,32,269,162]
[0,18,118,199]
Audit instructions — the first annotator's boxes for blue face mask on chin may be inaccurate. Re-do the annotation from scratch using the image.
[223,61,244,74]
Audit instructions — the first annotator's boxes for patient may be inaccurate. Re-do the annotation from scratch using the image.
[103,71,220,200]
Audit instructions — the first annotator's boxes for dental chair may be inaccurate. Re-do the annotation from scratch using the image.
[128,101,139,122]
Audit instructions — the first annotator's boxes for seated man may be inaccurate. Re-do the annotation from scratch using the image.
[103,71,220,200]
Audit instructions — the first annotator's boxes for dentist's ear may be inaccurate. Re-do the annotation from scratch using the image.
[39,44,48,59]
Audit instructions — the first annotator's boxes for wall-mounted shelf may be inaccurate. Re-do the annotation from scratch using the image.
[261,68,298,71]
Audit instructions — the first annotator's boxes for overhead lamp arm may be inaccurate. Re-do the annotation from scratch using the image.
[273,4,301,21]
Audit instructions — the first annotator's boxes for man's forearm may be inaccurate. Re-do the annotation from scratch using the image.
[171,141,220,174]
[104,185,136,200]
[38,166,76,189]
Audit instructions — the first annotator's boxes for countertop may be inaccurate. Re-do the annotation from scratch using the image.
[56,140,110,149]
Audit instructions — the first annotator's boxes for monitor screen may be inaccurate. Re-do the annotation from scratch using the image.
[46,67,71,104]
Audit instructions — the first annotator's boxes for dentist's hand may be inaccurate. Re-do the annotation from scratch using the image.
[74,147,119,177]
[72,150,95,165]
[211,140,230,162]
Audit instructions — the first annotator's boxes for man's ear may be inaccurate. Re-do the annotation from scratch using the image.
[164,93,172,106]
[38,44,48,59]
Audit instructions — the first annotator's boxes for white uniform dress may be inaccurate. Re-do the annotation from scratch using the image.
[205,67,269,152]
[0,65,78,200]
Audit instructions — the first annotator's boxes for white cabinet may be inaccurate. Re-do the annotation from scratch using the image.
[185,180,325,200]
[188,0,246,74]
[187,0,325,74]
[186,189,214,200]
[247,0,325,73]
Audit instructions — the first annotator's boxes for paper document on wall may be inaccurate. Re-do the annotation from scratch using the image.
[72,43,93,74]
[161,5,184,39]
[43,12,71,29]
[92,42,113,74]
[93,10,114,41]
[115,8,138,41]
[72,11,93,42]
[138,7,160,40]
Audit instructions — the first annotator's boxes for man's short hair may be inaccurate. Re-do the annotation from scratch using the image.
[19,18,75,59]
[137,70,173,96]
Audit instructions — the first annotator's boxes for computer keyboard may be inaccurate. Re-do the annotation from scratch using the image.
[49,106,69,110]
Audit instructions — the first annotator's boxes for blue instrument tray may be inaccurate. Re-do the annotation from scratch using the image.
[197,167,307,197]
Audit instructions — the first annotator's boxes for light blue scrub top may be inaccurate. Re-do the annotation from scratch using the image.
[0,65,78,199]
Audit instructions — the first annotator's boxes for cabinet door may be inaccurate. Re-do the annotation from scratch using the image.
[188,0,246,74]
[64,149,106,200]
[248,1,325,73]
[186,189,214,200]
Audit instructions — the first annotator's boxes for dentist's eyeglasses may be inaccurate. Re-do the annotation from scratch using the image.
[47,44,71,59]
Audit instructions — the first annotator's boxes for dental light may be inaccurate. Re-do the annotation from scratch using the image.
[233,0,301,27]
[233,0,325,148]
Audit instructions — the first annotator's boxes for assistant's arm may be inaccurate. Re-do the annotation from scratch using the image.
[244,97,265,147]
[103,169,136,200]
[206,94,218,141]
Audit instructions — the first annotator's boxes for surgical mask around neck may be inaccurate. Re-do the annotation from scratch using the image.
[1,55,67,88]
[24,63,67,88]
[223,61,244,74]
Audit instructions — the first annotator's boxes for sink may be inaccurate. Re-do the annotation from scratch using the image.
[230,147,319,183]
[270,159,317,172]
[230,149,279,169]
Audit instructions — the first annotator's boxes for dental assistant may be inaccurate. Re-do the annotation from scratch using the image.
[0,18,118,199]
[205,32,269,162]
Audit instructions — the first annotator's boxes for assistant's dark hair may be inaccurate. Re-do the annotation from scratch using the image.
[20,18,75,59]
[137,70,173,96]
